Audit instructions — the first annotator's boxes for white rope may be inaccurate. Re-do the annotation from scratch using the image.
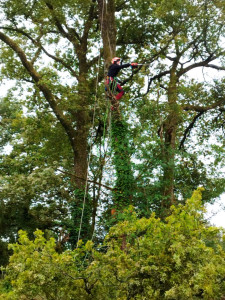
[76,0,106,248]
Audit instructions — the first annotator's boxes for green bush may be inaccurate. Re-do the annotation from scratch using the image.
[1,188,225,299]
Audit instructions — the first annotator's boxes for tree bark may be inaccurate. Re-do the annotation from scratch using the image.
[162,66,179,211]
[97,0,134,210]
[97,0,116,70]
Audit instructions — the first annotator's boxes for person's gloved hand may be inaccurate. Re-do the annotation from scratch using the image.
[131,62,138,68]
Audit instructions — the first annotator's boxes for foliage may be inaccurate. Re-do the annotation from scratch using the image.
[2,189,225,299]
[0,230,88,300]
[111,117,135,208]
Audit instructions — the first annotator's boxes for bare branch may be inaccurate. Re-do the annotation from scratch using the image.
[44,1,81,47]
[39,45,78,78]
[179,111,204,150]
[177,53,216,77]
[205,64,225,71]
[31,46,42,65]
[57,168,114,191]
[0,26,78,78]
[81,0,96,43]
[144,70,171,95]
[0,26,37,43]
[183,98,225,112]
[116,0,130,11]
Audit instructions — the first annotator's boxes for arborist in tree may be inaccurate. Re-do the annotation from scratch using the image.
[105,57,138,100]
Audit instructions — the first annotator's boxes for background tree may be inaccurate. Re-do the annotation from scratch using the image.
[114,0,225,215]
[0,0,102,247]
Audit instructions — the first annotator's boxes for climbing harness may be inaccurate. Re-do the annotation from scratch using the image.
[105,76,118,97]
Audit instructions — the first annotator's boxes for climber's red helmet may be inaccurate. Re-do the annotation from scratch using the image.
[111,57,121,64]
